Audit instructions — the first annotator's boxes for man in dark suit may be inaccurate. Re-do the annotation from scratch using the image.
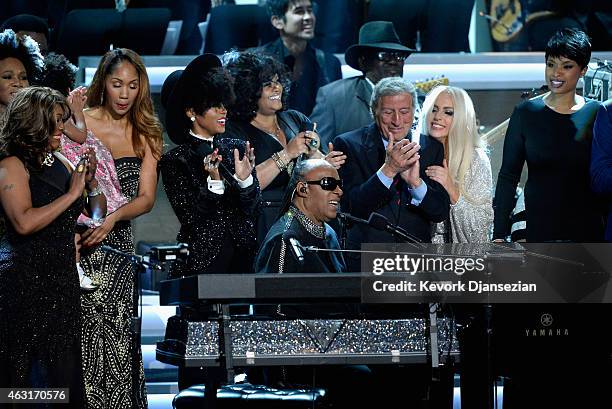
[255,0,341,116]
[311,21,414,149]
[590,98,612,240]
[333,77,449,272]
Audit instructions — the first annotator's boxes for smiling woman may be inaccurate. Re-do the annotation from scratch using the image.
[0,87,105,402]
[223,51,337,242]
[493,28,603,243]
[0,29,43,113]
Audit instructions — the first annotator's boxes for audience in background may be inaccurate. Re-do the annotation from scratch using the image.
[255,0,341,116]
[311,21,413,150]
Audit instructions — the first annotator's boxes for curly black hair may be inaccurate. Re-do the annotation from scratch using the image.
[0,86,70,171]
[183,67,235,117]
[0,29,43,84]
[39,53,77,96]
[224,51,291,122]
[545,28,591,68]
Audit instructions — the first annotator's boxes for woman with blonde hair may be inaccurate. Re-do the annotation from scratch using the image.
[422,85,493,243]
[78,48,163,408]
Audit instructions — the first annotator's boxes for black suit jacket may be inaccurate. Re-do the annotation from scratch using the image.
[333,124,449,271]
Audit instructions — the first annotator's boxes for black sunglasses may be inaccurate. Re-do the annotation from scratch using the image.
[305,177,343,191]
[376,51,407,63]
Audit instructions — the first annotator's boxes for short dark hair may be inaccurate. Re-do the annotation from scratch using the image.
[545,28,591,68]
[266,0,314,18]
[182,67,235,119]
[40,53,76,96]
[224,51,291,122]
[0,14,49,40]
[0,29,43,84]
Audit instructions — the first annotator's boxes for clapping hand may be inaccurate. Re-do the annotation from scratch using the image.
[425,159,458,203]
[324,142,346,169]
[234,141,255,181]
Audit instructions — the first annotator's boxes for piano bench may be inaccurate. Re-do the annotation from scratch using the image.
[172,383,327,408]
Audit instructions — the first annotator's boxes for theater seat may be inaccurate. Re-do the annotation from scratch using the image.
[173,383,327,409]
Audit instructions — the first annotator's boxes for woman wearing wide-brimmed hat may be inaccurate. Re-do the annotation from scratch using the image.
[159,53,259,278]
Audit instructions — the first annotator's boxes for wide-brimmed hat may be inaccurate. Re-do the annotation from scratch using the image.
[345,21,414,71]
[161,53,222,145]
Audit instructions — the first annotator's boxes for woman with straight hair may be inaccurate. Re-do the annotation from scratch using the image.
[422,85,493,243]
[79,48,163,409]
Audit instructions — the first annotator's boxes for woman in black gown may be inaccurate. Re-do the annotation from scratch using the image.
[223,52,345,241]
[493,28,603,242]
[0,87,105,406]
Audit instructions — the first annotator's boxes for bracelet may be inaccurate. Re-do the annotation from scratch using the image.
[87,186,103,197]
[271,151,287,171]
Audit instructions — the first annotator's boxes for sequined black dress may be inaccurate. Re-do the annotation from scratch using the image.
[159,136,259,277]
[79,157,147,409]
[0,159,85,406]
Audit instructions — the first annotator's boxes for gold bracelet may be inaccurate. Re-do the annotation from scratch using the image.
[271,152,287,171]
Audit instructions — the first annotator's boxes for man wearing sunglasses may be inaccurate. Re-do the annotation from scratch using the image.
[333,77,450,272]
[311,21,415,151]
[255,159,345,273]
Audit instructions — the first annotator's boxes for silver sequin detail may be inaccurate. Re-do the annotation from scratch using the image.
[289,205,325,239]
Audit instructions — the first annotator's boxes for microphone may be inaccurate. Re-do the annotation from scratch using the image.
[298,122,317,162]
[282,232,305,265]
[337,212,369,227]
[195,142,237,186]
[367,212,423,244]
[100,245,164,270]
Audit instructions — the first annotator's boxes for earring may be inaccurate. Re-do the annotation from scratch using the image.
[190,116,196,122]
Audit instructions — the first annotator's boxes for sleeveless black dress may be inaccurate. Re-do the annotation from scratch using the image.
[79,157,147,409]
[0,158,85,406]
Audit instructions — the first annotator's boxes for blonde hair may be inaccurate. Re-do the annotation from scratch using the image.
[420,85,484,201]
[87,48,162,160]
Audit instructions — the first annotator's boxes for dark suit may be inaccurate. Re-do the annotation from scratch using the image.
[310,75,373,149]
[333,124,450,271]
[590,98,612,241]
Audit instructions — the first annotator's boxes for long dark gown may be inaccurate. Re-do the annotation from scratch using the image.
[0,158,85,407]
[79,157,147,409]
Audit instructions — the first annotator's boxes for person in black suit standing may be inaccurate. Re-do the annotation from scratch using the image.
[333,76,449,272]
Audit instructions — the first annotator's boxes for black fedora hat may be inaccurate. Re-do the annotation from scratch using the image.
[161,53,222,145]
[345,21,414,71]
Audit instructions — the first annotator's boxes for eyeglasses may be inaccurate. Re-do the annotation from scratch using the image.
[376,51,407,63]
[305,177,343,191]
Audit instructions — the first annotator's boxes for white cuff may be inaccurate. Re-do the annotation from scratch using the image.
[234,174,254,188]
[207,175,225,195]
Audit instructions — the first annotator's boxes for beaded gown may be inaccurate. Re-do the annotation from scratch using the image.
[0,159,85,406]
[79,157,147,409]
